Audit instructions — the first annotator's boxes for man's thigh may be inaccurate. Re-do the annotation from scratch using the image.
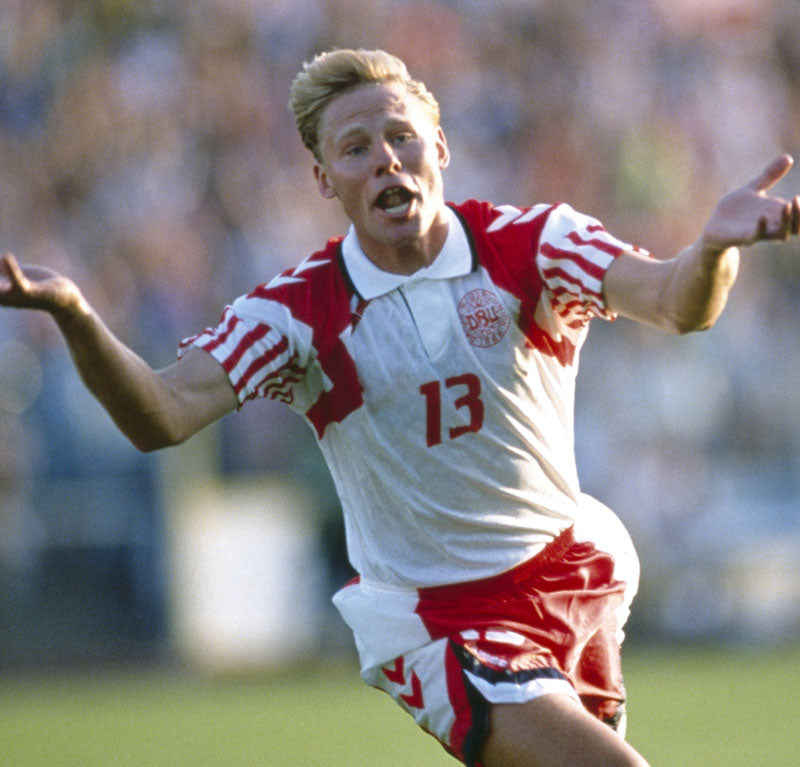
[481,694,650,767]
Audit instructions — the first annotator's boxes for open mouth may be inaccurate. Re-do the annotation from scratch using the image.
[374,186,415,216]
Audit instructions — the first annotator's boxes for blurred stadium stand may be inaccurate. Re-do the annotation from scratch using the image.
[2,0,800,670]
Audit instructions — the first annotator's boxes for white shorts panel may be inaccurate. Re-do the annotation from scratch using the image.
[363,638,457,746]
[463,669,580,705]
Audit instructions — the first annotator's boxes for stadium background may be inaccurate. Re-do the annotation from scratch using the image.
[1,0,800,705]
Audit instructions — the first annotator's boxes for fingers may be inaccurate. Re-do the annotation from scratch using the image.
[755,196,800,241]
[785,201,794,240]
[747,154,794,193]
[776,197,800,240]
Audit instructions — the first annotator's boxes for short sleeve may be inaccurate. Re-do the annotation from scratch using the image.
[178,297,315,409]
[536,203,648,326]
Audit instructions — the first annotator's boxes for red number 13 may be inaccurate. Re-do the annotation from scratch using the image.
[419,373,484,447]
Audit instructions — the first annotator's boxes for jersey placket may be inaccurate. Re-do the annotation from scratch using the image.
[397,280,454,360]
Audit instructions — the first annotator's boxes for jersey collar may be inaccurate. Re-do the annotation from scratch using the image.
[341,205,473,300]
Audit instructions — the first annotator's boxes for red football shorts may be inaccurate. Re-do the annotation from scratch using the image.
[339,526,634,766]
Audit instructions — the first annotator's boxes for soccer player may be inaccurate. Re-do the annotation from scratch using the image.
[2,49,799,767]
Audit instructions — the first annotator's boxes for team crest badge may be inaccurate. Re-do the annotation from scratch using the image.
[457,289,510,347]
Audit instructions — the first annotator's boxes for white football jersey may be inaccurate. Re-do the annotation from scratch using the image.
[180,200,644,587]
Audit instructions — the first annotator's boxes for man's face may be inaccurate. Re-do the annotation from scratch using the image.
[314,81,450,271]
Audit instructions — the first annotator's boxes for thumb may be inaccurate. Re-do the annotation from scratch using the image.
[1,252,27,286]
[746,154,793,193]
[1,252,17,278]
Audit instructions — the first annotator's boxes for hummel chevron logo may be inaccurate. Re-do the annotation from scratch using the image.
[267,258,328,289]
[486,203,550,233]
[382,657,406,685]
[381,658,425,709]
[399,672,424,709]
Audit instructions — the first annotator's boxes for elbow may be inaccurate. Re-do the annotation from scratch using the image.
[670,315,717,336]
[132,436,173,453]
[668,295,729,335]
[130,435,176,454]
[127,420,190,453]
[658,288,729,335]
[659,246,737,335]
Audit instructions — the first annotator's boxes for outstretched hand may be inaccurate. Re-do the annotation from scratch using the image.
[0,252,84,316]
[700,154,800,254]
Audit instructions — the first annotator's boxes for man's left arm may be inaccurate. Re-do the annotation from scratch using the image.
[604,154,800,334]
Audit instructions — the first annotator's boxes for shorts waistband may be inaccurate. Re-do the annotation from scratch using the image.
[418,526,576,600]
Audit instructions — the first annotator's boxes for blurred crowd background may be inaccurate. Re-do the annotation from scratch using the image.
[2,0,800,670]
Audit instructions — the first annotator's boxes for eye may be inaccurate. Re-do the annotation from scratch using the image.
[345,144,366,156]
[392,132,413,146]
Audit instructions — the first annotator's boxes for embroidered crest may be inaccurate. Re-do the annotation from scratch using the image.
[457,289,510,347]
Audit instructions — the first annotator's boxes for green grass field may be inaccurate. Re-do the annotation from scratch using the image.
[1,644,798,766]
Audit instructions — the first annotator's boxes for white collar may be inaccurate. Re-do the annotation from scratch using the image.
[341,205,473,300]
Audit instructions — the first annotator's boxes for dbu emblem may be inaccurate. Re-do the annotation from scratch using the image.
[457,289,510,348]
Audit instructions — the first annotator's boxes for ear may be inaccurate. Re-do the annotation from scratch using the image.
[436,127,450,170]
[314,163,337,199]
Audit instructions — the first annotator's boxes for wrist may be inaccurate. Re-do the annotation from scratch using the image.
[50,284,93,327]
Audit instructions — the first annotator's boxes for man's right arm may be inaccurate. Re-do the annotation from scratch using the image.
[0,253,238,452]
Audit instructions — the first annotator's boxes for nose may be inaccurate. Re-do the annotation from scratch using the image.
[374,140,401,176]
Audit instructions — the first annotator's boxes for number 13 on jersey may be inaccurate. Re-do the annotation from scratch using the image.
[419,373,484,447]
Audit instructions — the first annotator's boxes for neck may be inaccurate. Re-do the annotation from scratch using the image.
[359,209,450,275]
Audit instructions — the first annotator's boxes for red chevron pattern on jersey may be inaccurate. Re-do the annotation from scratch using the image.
[452,199,632,365]
[181,236,365,437]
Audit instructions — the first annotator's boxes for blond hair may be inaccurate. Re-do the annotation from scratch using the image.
[288,48,440,163]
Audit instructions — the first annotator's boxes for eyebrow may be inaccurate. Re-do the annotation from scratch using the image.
[333,118,415,146]
[333,125,370,146]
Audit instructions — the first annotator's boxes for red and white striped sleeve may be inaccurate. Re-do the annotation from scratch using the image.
[536,203,649,326]
[178,300,312,408]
